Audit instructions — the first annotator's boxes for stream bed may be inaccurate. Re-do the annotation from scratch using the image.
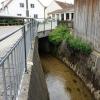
[40,54,94,100]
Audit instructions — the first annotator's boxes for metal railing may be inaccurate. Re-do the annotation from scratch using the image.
[37,18,57,32]
[0,16,37,100]
[0,16,57,100]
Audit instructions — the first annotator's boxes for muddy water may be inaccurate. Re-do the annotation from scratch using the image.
[40,54,94,100]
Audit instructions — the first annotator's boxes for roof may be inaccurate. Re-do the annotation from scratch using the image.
[55,1,74,9]
[48,1,74,15]
[48,8,74,15]
[0,0,13,11]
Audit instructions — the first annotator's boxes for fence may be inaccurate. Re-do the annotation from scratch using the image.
[37,18,57,32]
[0,16,57,100]
[0,16,37,100]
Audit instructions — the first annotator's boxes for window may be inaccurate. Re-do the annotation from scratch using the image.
[34,14,38,18]
[52,14,55,18]
[66,13,69,20]
[30,4,34,8]
[56,14,59,20]
[61,14,64,20]
[17,14,22,16]
[20,3,24,7]
[71,13,74,19]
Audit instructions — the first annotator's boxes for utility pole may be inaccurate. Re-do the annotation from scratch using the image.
[44,7,47,33]
[26,0,29,17]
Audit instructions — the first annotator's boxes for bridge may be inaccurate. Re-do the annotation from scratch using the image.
[0,16,57,100]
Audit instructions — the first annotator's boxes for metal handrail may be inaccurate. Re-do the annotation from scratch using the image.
[0,16,35,41]
[0,35,23,66]
[0,21,33,42]
[0,16,57,100]
[0,17,37,100]
[0,26,24,41]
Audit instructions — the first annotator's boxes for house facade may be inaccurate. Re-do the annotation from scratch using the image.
[46,0,74,21]
[0,0,44,18]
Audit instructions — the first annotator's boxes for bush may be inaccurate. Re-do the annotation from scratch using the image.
[0,18,24,26]
[49,24,70,45]
[49,24,92,55]
[67,37,92,55]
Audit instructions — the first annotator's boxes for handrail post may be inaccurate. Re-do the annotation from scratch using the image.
[2,63,8,100]
[30,20,32,49]
[23,26,27,72]
[51,20,52,31]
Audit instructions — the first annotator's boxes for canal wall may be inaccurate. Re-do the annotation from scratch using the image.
[38,37,50,53]
[38,36,100,100]
[57,40,100,100]
[18,37,49,100]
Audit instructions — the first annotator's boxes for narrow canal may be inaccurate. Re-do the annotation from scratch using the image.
[40,54,94,100]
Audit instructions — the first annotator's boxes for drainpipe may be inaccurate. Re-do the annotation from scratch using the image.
[26,0,29,17]
[44,7,47,33]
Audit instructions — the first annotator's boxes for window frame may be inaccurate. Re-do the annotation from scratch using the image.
[34,14,38,18]
[20,3,24,8]
[30,4,34,8]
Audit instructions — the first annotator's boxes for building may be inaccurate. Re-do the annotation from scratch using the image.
[46,0,74,21]
[74,0,100,51]
[0,0,44,18]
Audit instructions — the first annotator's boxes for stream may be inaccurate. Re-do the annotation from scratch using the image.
[40,54,94,100]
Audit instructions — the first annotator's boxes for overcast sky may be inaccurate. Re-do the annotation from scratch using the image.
[39,0,74,6]
[0,0,74,8]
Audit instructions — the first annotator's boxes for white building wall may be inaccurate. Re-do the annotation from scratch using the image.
[28,0,44,18]
[1,0,26,16]
[0,0,44,18]
[46,1,61,18]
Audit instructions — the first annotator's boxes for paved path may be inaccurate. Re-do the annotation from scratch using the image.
[0,26,22,58]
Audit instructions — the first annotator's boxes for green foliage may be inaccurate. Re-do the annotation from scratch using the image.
[49,24,92,55]
[0,18,24,26]
[49,24,70,45]
[67,37,92,55]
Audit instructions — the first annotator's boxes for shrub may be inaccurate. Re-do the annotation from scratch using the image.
[49,24,70,45]
[49,24,92,55]
[67,37,92,55]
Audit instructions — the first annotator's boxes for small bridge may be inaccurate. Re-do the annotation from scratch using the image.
[0,16,57,100]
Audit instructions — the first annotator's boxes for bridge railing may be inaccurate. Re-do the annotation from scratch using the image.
[0,16,38,100]
[37,18,57,33]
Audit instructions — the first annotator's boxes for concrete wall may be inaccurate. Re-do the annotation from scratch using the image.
[74,0,100,52]
[18,37,49,100]
[57,40,100,100]
[28,37,49,100]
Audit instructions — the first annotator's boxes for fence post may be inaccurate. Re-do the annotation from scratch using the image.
[51,20,52,31]
[30,21,32,49]
[23,26,27,72]
[2,63,8,100]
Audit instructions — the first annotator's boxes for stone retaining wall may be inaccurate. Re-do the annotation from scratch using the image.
[57,40,100,100]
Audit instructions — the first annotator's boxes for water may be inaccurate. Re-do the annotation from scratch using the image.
[40,54,94,100]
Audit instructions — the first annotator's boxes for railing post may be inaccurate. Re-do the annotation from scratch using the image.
[2,63,8,100]
[30,21,32,49]
[23,26,27,72]
[51,20,52,31]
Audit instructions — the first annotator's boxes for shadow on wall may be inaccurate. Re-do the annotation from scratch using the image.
[38,37,51,54]
[28,37,49,100]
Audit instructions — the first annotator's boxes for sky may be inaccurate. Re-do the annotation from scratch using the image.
[40,0,74,6]
[0,0,74,7]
